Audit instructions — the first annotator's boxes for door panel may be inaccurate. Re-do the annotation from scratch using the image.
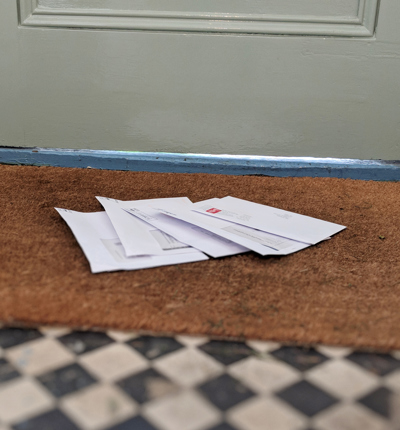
[1,0,400,159]
[37,0,360,16]
[20,0,377,36]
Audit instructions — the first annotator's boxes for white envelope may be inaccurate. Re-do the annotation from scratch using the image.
[193,196,346,245]
[123,198,249,258]
[97,196,192,257]
[55,208,208,273]
[152,199,310,256]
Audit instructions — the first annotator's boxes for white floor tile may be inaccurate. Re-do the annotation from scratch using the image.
[5,338,75,376]
[153,348,224,387]
[175,335,209,347]
[316,346,352,359]
[79,343,149,382]
[145,375,180,401]
[39,327,71,338]
[383,369,400,392]
[228,356,301,394]
[306,359,379,399]
[106,330,138,342]
[246,340,280,353]
[143,389,221,430]
[0,378,54,424]
[60,384,137,430]
[312,403,390,430]
[227,396,306,430]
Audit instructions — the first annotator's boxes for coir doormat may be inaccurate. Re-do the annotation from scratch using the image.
[1,165,400,351]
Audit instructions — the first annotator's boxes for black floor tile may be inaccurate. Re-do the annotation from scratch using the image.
[271,346,328,372]
[199,374,255,411]
[12,409,79,430]
[107,416,158,430]
[0,328,43,349]
[276,380,338,417]
[358,386,393,418]
[198,340,254,365]
[117,368,178,404]
[126,336,184,360]
[347,352,400,376]
[57,331,114,355]
[37,363,97,398]
[0,357,20,383]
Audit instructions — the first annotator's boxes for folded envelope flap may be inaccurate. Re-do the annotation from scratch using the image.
[96,196,163,256]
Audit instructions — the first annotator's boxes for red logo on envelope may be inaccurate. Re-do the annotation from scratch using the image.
[206,208,221,214]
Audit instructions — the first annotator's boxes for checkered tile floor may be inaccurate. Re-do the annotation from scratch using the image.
[1,327,400,430]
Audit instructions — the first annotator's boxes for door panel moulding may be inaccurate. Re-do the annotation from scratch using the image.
[18,0,379,37]
[1,147,399,181]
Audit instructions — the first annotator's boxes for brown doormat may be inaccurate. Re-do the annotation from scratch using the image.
[1,165,399,351]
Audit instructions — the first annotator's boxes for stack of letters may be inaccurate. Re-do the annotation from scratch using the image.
[56,196,346,273]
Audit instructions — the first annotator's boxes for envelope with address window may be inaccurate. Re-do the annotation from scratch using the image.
[192,196,346,245]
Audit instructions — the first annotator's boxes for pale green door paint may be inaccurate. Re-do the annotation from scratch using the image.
[1,0,400,159]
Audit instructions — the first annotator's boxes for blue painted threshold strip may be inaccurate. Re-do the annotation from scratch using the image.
[0,147,399,181]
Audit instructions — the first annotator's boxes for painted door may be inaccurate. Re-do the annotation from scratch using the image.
[1,0,399,159]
